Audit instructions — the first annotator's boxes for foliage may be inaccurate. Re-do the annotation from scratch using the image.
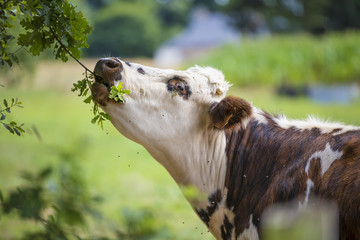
[0,0,91,66]
[109,82,131,103]
[116,207,171,240]
[85,0,191,57]
[0,162,98,239]
[0,97,25,135]
[86,1,162,57]
[71,72,112,130]
[70,71,129,130]
[192,31,360,86]
[0,142,172,239]
[0,0,92,134]
[223,0,360,34]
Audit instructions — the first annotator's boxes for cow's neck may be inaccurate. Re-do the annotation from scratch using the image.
[143,128,228,196]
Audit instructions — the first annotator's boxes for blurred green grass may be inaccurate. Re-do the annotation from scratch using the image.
[193,31,360,86]
[228,87,360,126]
[1,58,360,239]
[0,87,212,239]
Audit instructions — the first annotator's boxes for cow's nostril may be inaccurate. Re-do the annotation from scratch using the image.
[94,58,124,83]
[104,59,121,69]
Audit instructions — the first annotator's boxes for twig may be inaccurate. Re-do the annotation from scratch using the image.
[85,69,93,90]
[49,27,94,75]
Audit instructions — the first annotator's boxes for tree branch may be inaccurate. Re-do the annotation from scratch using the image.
[49,27,94,75]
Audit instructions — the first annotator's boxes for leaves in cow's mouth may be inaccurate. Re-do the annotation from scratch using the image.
[72,71,131,130]
[71,71,110,130]
[108,82,131,103]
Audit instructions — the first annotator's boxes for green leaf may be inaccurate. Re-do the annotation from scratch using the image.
[82,88,89,97]
[98,118,104,130]
[39,167,52,180]
[2,123,14,134]
[108,83,131,103]
[83,95,92,104]
[7,10,16,17]
[14,127,21,136]
[19,4,27,14]
[100,112,111,120]
[15,126,25,134]
[91,115,100,124]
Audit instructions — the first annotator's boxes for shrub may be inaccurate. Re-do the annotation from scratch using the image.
[193,31,360,86]
[86,1,163,57]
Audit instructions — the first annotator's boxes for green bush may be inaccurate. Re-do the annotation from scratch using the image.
[193,31,360,86]
[86,1,163,57]
[0,137,173,240]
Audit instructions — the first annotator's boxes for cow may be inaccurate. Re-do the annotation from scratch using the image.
[91,57,360,240]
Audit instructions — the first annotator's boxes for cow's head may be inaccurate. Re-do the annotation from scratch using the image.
[91,57,252,185]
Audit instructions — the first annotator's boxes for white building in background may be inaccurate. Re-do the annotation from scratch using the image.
[154,7,241,68]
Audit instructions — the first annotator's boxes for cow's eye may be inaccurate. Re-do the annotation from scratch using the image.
[175,82,185,92]
[166,78,192,100]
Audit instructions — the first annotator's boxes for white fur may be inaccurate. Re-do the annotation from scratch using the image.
[207,189,237,240]
[237,214,259,240]
[299,178,314,210]
[103,59,230,197]
[305,142,343,176]
[274,115,359,135]
[252,107,268,125]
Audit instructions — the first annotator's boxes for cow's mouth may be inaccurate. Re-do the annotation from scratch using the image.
[94,75,107,86]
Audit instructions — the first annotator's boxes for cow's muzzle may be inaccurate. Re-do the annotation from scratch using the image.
[93,58,123,88]
[92,58,123,106]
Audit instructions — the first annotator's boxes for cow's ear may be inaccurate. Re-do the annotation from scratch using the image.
[209,96,252,129]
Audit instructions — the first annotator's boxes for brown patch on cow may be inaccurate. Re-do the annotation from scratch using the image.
[341,137,360,161]
[220,111,360,239]
[209,96,252,129]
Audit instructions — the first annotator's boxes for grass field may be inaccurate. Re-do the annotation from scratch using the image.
[193,31,360,86]
[1,59,360,239]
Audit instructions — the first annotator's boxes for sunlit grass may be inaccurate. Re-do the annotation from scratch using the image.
[229,86,360,126]
[193,31,360,86]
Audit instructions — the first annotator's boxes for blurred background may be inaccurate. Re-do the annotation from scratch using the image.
[1,0,360,239]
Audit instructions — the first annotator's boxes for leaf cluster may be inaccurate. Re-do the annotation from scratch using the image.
[0,147,172,239]
[1,0,92,136]
[1,0,92,67]
[0,151,101,239]
[71,71,111,130]
[109,82,131,103]
[0,97,25,135]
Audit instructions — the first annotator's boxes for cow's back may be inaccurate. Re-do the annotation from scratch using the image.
[223,114,360,239]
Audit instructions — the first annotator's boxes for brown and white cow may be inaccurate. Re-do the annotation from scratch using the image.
[91,57,360,240]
